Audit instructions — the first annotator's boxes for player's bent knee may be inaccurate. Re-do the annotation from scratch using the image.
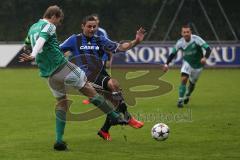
[181,75,189,84]
[80,82,97,98]
[56,99,72,112]
[56,95,67,101]
[108,78,120,91]
[182,79,188,84]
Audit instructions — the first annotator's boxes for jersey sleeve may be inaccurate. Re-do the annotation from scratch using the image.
[99,36,119,53]
[96,28,108,38]
[39,23,56,41]
[195,35,209,49]
[171,40,181,55]
[100,28,108,38]
[59,35,76,52]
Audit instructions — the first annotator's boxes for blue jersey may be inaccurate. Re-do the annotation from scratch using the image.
[95,27,109,61]
[60,34,118,78]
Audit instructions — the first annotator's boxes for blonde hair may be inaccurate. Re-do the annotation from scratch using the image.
[43,5,64,19]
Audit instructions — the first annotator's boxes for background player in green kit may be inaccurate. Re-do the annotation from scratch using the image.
[19,5,127,151]
[163,24,212,108]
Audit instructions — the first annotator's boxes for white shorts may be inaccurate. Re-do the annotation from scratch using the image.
[181,61,202,84]
[48,62,87,98]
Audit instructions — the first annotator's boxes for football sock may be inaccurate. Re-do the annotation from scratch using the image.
[55,110,66,143]
[101,115,112,132]
[186,81,195,97]
[90,94,119,118]
[101,101,131,132]
[179,84,186,99]
[117,102,131,120]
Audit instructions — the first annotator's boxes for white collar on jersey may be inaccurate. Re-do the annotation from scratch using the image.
[42,18,54,25]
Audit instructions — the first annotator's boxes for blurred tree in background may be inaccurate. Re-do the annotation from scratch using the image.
[0,0,239,42]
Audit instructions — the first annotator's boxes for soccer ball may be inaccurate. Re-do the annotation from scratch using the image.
[151,123,170,141]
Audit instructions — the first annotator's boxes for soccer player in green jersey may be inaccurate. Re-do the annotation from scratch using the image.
[19,5,128,151]
[163,24,211,108]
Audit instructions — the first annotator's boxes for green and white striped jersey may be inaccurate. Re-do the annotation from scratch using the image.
[27,19,67,77]
[172,35,209,68]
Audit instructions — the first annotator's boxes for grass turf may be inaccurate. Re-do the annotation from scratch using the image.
[0,68,239,160]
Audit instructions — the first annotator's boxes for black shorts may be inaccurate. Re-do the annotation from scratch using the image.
[94,69,111,91]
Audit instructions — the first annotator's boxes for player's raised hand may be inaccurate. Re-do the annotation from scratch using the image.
[135,27,146,43]
[19,53,35,62]
[200,57,207,65]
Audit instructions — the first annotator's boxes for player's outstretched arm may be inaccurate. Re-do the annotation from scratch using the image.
[117,27,146,52]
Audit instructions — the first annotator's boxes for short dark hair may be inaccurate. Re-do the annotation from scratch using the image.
[43,5,64,19]
[82,15,97,25]
[181,24,192,30]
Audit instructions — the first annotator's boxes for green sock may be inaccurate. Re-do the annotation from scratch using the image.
[179,84,186,99]
[108,111,119,118]
[55,110,66,143]
[186,82,195,97]
[90,94,119,118]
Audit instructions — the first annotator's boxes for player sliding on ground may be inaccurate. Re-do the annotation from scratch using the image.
[60,15,145,141]
[19,5,128,151]
[163,24,212,108]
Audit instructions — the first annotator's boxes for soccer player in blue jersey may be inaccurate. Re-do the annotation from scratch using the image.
[60,15,145,141]
[163,24,211,108]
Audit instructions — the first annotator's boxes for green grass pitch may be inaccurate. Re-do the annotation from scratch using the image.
[0,68,240,160]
